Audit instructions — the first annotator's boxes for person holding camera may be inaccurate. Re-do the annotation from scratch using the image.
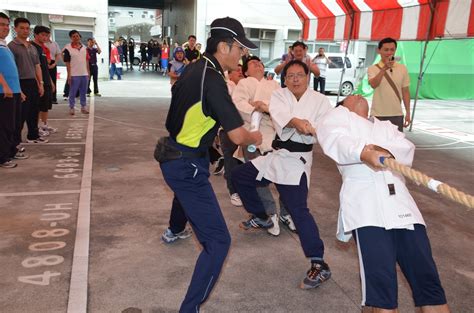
[368,37,411,132]
[86,38,101,97]
[312,47,331,94]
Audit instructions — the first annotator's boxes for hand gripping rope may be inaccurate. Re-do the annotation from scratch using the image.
[380,157,474,210]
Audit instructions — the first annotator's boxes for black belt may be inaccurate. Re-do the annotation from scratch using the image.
[271,139,313,152]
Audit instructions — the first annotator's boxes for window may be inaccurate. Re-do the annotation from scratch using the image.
[345,57,352,68]
[328,57,344,69]
[128,11,134,18]
[249,28,260,39]
[287,30,300,41]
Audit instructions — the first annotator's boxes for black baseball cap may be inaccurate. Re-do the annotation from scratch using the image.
[210,17,257,50]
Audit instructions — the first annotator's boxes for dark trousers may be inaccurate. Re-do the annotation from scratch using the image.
[168,196,188,234]
[20,79,40,140]
[218,129,239,194]
[49,66,57,102]
[376,115,404,132]
[0,94,19,163]
[12,93,22,148]
[160,151,231,313]
[313,76,326,94]
[231,162,325,259]
[87,64,99,94]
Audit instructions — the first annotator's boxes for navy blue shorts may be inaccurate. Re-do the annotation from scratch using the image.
[354,224,447,309]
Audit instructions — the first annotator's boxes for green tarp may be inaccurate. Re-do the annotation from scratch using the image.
[356,39,474,100]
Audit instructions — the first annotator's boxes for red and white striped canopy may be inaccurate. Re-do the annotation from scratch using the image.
[289,0,474,41]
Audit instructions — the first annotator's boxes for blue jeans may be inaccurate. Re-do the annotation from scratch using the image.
[160,148,231,313]
[109,63,122,80]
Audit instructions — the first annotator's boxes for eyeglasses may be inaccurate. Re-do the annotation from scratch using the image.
[230,41,248,56]
[286,73,306,80]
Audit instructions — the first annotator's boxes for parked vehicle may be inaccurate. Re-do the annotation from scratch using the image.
[264,53,359,96]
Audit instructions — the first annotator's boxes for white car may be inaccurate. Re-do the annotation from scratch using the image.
[264,53,359,96]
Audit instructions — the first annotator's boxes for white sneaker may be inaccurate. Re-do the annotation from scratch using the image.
[230,193,243,207]
[38,128,50,137]
[267,214,280,236]
[42,125,57,133]
[280,214,297,233]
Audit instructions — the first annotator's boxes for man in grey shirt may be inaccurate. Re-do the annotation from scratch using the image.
[8,17,48,143]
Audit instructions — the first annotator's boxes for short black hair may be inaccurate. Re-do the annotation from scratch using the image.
[33,25,50,35]
[378,37,397,49]
[283,60,309,78]
[242,56,262,76]
[188,35,196,40]
[205,36,233,54]
[291,41,307,50]
[69,30,81,38]
[0,12,10,22]
[87,37,94,41]
[14,17,30,27]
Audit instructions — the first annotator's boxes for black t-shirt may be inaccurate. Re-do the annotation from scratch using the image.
[31,42,51,86]
[185,47,201,62]
[165,53,243,149]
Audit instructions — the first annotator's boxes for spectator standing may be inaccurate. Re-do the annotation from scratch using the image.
[120,39,128,69]
[8,17,48,143]
[168,46,185,86]
[0,12,26,168]
[312,47,331,94]
[160,41,169,75]
[32,25,56,136]
[44,34,61,104]
[151,41,161,71]
[128,38,135,70]
[63,30,90,115]
[274,41,319,87]
[184,35,201,64]
[109,40,122,80]
[368,37,411,132]
[86,38,102,97]
[139,42,147,71]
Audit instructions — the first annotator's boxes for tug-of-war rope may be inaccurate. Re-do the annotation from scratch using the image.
[380,157,474,210]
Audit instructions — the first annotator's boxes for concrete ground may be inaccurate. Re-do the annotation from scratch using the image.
[0,70,473,313]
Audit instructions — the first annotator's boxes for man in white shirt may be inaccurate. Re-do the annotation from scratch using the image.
[312,47,331,94]
[232,55,295,236]
[232,60,332,289]
[317,95,449,313]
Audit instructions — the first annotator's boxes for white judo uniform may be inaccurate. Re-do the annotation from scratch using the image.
[232,76,280,153]
[252,87,331,186]
[316,106,425,242]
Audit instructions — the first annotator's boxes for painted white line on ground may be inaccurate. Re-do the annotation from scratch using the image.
[0,190,81,197]
[95,115,167,131]
[22,142,86,146]
[67,98,94,313]
[412,121,474,142]
[48,119,88,121]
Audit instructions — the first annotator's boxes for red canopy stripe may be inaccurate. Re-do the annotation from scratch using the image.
[469,0,474,36]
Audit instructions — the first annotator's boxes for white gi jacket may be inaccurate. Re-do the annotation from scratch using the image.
[316,106,425,242]
[252,88,331,187]
[232,77,280,153]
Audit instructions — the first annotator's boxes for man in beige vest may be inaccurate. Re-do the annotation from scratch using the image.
[368,37,411,132]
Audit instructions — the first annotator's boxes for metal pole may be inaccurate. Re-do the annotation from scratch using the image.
[336,9,355,103]
[409,0,436,131]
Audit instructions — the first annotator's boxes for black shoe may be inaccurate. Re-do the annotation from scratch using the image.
[212,157,225,175]
[239,215,273,230]
[300,262,331,289]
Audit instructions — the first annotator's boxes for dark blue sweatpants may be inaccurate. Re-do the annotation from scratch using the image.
[160,155,231,313]
[231,162,325,260]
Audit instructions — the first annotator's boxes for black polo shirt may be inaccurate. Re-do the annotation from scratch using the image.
[185,47,201,62]
[166,53,243,148]
[31,41,51,86]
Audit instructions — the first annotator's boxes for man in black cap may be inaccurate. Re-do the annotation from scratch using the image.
[154,17,261,313]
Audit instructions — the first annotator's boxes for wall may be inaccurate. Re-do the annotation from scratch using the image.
[163,0,196,46]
